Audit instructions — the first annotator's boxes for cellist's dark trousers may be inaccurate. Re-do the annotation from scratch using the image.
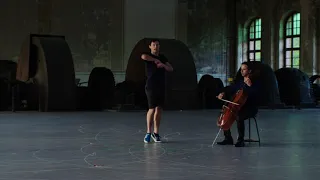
[223,106,258,141]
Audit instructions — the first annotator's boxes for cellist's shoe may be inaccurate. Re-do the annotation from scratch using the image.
[234,140,245,147]
[217,138,234,145]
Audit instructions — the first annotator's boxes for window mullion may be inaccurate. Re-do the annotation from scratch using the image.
[292,32,294,65]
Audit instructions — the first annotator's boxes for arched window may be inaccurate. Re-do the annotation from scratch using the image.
[248,18,262,61]
[284,12,300,68]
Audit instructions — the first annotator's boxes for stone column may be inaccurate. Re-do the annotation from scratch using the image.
[37,0,52,34]
[175,0,188,44]
[260,0,274,68]
[316,6,320,74]
[300,0,316,75]
[109,0,125,71]
[271,0,282,70]
[226,0,237,77]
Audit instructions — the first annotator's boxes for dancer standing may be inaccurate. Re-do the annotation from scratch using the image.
[141,39,173,143]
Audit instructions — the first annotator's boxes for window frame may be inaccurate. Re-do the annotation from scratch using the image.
[283,12,301,68]
[247,18,262,62]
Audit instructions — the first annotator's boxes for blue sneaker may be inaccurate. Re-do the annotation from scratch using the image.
[151,133,161,143]
[144,133,151,143]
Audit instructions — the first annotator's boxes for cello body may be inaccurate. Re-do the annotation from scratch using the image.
[217,88,248,130]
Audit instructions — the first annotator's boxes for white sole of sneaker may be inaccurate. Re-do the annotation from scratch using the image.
[151,136,161,143]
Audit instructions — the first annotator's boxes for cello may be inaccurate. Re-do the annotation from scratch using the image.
[216,88,248,131]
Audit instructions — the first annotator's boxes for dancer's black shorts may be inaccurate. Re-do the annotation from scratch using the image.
[145,87,165,109]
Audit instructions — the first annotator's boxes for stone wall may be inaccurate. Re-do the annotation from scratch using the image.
[184,0,228,83]
[235,0,319,75]
[0,0,319,83]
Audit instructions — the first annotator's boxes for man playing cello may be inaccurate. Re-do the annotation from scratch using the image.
[216,62,260,147]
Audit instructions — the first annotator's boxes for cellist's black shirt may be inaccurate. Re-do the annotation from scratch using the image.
[227,80,261,109]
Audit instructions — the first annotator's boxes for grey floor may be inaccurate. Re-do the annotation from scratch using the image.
[0,109,319,180]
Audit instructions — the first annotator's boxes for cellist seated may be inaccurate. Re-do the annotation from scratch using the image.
[217,62,260,147]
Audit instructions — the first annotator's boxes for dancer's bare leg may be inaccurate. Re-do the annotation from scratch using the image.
[153,106,162,134]
[146,108,155,133]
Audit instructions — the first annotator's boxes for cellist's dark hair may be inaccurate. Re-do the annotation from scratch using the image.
[241,61,252,71]
[241,61,260,82]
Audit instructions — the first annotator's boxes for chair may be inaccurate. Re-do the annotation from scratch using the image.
[244,116,261,146]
